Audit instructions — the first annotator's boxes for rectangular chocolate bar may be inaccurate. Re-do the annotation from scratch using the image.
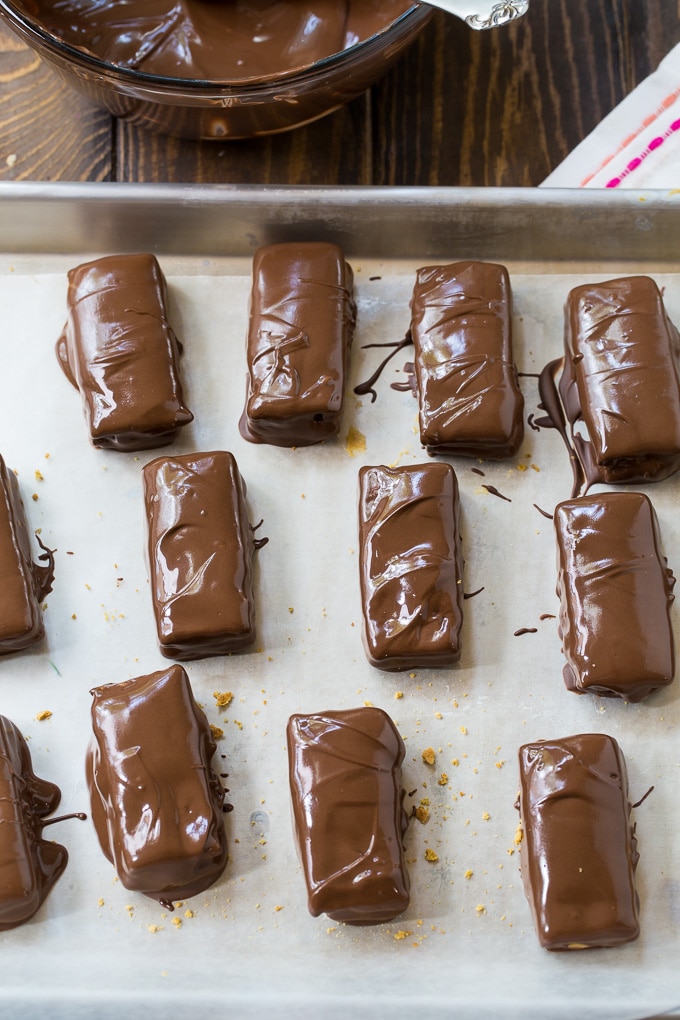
[0,454,54,653]
[0,715,68,931]
[561,275,680,484]
[287,707,409,924]
[86,665,227,906]
[518,733,640,951]
[240,242,356,446]
[410,260,524,457]
[554,491,675,701]
[56,253,193,450]
[358,461,463,670]
[143,450,260,660]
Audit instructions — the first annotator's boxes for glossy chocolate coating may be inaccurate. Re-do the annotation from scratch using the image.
[560,275,680,485]
[86,665,227,906]
[554,492,675,701]
[287,707,409,924]
[56,253,193,451]
[0,715,68,931]
[26,0,413,81]
[143,451,259,661]
[518,733,640,951]
[0,455,54,654]
[410,261,524,457]
[240,242,356,447]
[358,462,463,671]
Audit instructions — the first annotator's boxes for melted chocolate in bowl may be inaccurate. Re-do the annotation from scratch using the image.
[1,0,430,137]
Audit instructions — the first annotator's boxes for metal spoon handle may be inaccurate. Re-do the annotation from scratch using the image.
[429,0,530,29]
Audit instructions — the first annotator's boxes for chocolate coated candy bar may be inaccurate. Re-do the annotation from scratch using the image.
[0,715,68,931]
[358,461,463,671]
[287,707,409,924]
[143,450,260,660]
[410,260,523,457]
[554,491,675,701]
[56,253,193,450]
[0,454,54,654]
[518,733,640,951]
[86,665,227,906]
[560,275,680,485]
[240,242,356,446]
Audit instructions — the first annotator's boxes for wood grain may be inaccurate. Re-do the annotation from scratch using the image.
[0,0,679,185]
[0,23,112,181]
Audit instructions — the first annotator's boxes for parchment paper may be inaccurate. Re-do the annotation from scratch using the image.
[0,255,678,1019]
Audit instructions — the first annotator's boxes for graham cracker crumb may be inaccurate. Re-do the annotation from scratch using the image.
[36,710,52,721]
[213,691,233,708]
[424,848,439,863]
[210,725,225,740]
[394,930,413,940]
[421,747,436,766]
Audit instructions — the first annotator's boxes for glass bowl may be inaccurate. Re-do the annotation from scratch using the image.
[0,1,433,139]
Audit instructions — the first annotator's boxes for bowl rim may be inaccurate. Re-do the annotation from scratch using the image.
[0,1,428,90]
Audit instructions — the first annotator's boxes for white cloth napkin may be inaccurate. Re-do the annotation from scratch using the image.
[541,41,680,188]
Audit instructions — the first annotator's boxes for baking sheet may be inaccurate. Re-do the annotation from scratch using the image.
[0,185,679,1020]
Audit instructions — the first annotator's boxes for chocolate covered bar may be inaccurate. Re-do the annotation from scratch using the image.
[559,275,680,486]
[240,242,356,446]
[56,253,193,450]
[358,461,463,671]
[0,455,54,654]
[409,260,524,457]
[86,665,227,906]
[517,733,640,951]
[0,715,68,931]
[143,450,262,660]
[554,491,675,701]
[287,707,409,924]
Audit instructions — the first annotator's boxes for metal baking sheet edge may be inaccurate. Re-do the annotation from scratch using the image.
[0,182,680,263]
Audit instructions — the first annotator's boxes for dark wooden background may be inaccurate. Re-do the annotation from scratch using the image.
[0,1,678,185]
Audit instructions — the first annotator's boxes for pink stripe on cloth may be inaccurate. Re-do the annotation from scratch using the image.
[579,86,680,187]
[605,114,680,187]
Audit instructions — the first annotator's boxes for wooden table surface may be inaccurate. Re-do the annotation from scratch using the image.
[0,1,678,186]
